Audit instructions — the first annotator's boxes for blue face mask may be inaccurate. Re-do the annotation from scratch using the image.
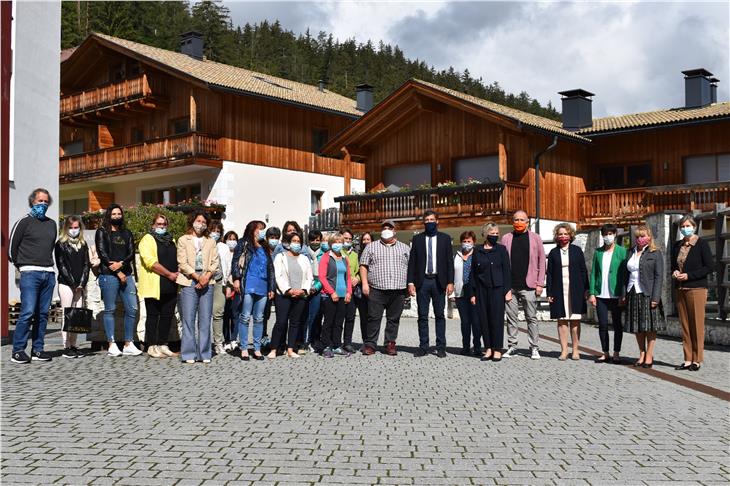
[154,227,167,236]
[343,242,353,250]
[30,203,48,219]
[210,232,220,242]
[289,243,302,253]
[268,239,279,249]
[332,243,343,253]
[257,229,266,241]
[424,221,438,236]
[321,242,330,251]
[680,226,695,237]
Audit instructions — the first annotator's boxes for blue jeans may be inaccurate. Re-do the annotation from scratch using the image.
[13,270,56,353]
[98,274,138,342]
[239,293,267,352]
[303,294,323,345]
[180,283,214,361]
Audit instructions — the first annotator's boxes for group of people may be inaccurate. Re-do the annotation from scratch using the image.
[9,188,712,373]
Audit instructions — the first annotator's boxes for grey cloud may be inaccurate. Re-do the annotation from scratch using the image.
[225,1,333,35]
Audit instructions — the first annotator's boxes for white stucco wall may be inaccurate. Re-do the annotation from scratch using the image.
[7,1,61,301]
[209,161,364,234]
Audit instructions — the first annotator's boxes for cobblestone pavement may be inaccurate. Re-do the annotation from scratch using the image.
[2,317,729,486]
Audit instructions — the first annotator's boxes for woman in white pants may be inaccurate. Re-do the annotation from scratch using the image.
[54,215,91,359]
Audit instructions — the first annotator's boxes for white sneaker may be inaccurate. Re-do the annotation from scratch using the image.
[122,343,143,356]
[214,344,225,356]
[147,345,164,358]
[107,342,122,357]
[531,348,541,360]
[229,341,239,351]
[157,345,176,357]
[502,346,517,359]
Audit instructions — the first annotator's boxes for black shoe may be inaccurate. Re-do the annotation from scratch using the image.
[480,355,492,362]
[62,348,77,359]
[472,348,483,357]
[675,363,692,370]
[436,349,447,358]
[642,362,653,369]
[252,353,265,361]
[71,347,85,358]
[689,363,701,371]
[240,352,250,361]
[343,344,356,354]
[414,348,428,357]
[10,351,31,364]
[460,348,470,356]
[31,351,52,362]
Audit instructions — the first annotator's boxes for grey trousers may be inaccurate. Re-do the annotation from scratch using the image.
[180,283,214,361]
[505,288,539,349]
[211,280,226,346]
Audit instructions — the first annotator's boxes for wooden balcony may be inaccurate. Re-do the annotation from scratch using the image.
[578,181,730,227]
[334,181,527,231]
[60,74,166,122]
[59,132,222,184]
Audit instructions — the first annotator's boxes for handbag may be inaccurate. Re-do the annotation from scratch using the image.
[63,307,93,333]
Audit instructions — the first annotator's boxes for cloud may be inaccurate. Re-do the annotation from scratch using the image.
[223,1,729,117]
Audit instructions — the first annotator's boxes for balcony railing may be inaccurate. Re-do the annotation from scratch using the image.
[334,181,527,227]
[59,132,220,181]
[60,74,162,117]
[578,181,730,226]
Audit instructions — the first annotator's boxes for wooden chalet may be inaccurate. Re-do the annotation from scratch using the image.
[322,72,730,233]
[59,32,366,230]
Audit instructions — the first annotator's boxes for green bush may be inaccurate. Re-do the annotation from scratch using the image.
[124,205,188,245]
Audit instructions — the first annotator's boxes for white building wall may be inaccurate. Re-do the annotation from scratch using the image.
[7,1,61,301]
[209,161,364,234]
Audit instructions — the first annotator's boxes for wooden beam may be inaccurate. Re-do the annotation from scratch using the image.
[342,149,352,196]
[342,144,369,160]
[413,93,445,113]
[190,89,197,132]
[498,127,508,181]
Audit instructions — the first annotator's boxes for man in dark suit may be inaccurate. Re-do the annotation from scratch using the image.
[407,211,454,357]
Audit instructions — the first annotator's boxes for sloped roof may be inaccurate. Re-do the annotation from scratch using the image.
[414,79,591,142]
[579,102,730,134]
[75,32,361,117]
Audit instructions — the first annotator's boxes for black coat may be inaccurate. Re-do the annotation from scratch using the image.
[95,226,135,276]
[54,240,91,289]
[407,231,454,290]
[467,244,511,298]
[546,244,588,319]
[671,237,713,289]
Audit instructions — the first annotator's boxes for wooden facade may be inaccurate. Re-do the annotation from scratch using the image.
[59,37,363,207]
[325,81,729,231]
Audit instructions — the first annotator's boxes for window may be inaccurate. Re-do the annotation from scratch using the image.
[171,118,190,135]
[62,198,89,216]
[684,154,730,183]
[109,63,125,83]
[141,183,201,205]
[310,190,324,216]
[384,164,431,189]
[453,156,500,184]
[131,127,145,144]
[62,141,84,157]
[596,163,652,189]
[312,128,328,154]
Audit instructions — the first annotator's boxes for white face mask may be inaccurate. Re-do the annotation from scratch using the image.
[603,234,615,246]
[68,228,80,238]
[226,240,238,251]
[380,229,394,240]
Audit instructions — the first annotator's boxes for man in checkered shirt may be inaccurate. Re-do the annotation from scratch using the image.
[359,220,411,356]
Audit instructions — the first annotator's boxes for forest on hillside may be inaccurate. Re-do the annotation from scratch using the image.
[61,0,561,120]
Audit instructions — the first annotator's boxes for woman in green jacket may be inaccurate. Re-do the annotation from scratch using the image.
[588,224,627,363]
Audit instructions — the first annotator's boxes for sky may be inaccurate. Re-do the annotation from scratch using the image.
[224,0,729,118]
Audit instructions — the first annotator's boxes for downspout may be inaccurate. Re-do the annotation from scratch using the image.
[534,135,558,235]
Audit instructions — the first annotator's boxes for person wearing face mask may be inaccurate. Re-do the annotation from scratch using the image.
[354,232,373,346]
[500,210,546,360]
[9,188,58,363]
[452,231,482,356]
[671,214,712,372]
[318,233,353,357]
[340,228,361,353]
[137,213,179,359]
[269,232,313,359]
[95,203,141,357]
[468,224,512,361]
[231,220,275,360]
[546,223,589,361]
[302,229,325,353]
[621,225,664,368]
[221,231,239,350]
[54,215,91,359]
[588,224,627,363]
[176,211,219,364]
[407,211,455,358]
[208,221,229,356]
[359,220,411,356]
[261,226,282,349]
[273,221,301,258]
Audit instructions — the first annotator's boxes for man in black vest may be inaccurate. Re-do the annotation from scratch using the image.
[407,210,454,357]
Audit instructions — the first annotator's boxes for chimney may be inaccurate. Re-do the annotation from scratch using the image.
[318,79,326,92]
[558,89,594,130]
[180,31,204,60]
[709,77,720,104]
[682,68,713,108]
[356,84,374,113]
